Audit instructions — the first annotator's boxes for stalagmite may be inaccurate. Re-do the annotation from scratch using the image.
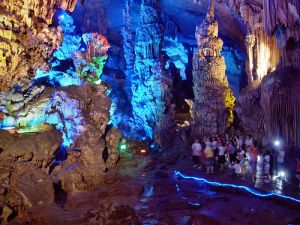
[192,0,235,136]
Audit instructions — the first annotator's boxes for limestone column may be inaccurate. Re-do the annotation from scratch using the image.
[192,0,234,135]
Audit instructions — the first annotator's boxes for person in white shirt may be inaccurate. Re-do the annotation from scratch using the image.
[218,142,226,170]
[233,161,242,176]
[191,139,202,169]
[245,135,253,151]
[276,148,285,174]
[237,135,244,150]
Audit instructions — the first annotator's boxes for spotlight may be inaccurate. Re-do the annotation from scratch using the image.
[140,149,146,154]
[274,140,280,147]
[279,171,285,177]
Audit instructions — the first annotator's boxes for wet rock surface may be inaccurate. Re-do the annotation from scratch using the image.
[6,146,300,225]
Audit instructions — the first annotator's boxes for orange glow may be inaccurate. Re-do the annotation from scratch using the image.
[140,149,146,153]
[8,129,16,134]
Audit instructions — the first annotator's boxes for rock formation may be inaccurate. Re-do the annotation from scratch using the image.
[0,128,61,223]
[230,0,300,145]
[0,158,55,224]
[261,67,300,147]
[163,17,189,81]
[0,8,122,214]
[228,0,300,82]
[192,0,235,136]
[131,0,174,142]
[0,128,62,173]
[0,0,77,91]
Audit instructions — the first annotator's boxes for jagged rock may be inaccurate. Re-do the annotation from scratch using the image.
[0,205,13,224]
[0,128,62,173]
[48,83,122,193]
[105,127,122,169]
[0,0,78,91]
[192,0,235,136]
[0,158,55,222]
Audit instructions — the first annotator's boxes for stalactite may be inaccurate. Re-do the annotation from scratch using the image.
[228,0,299,80]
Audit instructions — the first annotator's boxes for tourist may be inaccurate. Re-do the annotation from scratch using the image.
[249,144,258,181]
[205,137,212,148]
[264,150,271,182]
[296,156,300,195]
[239,145,247,179]
[228,140,236,166]
[218,142,226,170]
[233,161,242,177]
[245,135,253,151]
[225,140,231,164]
[237,135,244,150]
[275,147,285,175]
[191,139,202,169]
[216,134,222,146]
[204,142,214,174]
[211,137,218,165]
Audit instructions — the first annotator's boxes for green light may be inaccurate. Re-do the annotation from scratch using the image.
[120,144,127,151]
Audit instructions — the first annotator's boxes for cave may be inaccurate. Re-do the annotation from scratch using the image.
[0,0,300,224]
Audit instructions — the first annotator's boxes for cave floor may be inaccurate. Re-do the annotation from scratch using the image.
[11,152,300,225]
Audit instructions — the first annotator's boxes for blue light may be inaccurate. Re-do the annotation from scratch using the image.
[174,171,300,204]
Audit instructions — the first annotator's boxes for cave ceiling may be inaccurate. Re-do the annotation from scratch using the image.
[73,0,247,49]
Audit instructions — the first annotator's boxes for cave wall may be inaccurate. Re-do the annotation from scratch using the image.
[229,0,300,148]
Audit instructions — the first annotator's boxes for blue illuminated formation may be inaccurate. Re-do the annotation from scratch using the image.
[131,0,171,140]
[34,11,83,87]
[163,38,188,80]
[221,46,247,95]
[174,171,300,204]
[0,12,109,148]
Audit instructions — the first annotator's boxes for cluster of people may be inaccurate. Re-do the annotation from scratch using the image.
[191,134,273,181]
